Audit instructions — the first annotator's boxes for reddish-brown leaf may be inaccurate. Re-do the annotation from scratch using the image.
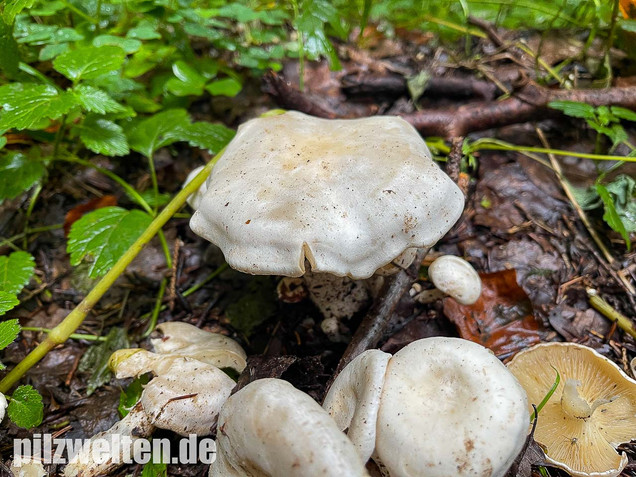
[443,269,546,359]
[63,195,118,236]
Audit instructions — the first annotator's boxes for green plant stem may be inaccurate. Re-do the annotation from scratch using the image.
[529,367,560,422]
[53,116,67,160]
[0,224,63,250]
[469,140,636,162]
[603,0,620,86]
[147,154,160,215]
[22,183,42,249]
[59,0,98,24]
[141,277,167,338]
[0,147,225,394]
[18,63,59,89]
[291,0,304,91]
[21,327,107,342]
[587,289,636,339]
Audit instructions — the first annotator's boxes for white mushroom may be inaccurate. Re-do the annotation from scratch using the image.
[189,111,464,279]
[211,378,369,477]
[65,324,244,477]
[184,165,207,209]
[324,337,529,477]
[415,255,482,305]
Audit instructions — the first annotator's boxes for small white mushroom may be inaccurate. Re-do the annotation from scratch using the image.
[183,165,207,209]
[211,379,370,477]
[418,255,481,305]
[324,337,529,477]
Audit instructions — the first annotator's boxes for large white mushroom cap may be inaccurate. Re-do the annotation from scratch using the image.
[324,337,529,477]
[210,378,369,477]
[190,111,464,279]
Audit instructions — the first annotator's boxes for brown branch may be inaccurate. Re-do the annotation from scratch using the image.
[264,72,636,139]
[342,73,499,101]
[400,84,636,138]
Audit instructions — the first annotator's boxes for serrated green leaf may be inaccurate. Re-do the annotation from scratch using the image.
[206,78,242,97]
[7,385,43,429]
[165,61,207,97]
[127,109,190,157]
[0,17,19,77]
[53,46,126,82]
[73,85,125,114]
[3,0,37,24]
[177,122,235,153]
[118,374,150,417]
[0,83,78,130]
[610,106,636,122]
[67,206,153,278]
[79,327,128,396]
[78,116,129,156]
[0,251,35,295]
[0,292,19,317]
[0,318,20,350]
[597,183,631,250]
[548,100,597,120]
[0,151,46,200]
[127,20,161,40]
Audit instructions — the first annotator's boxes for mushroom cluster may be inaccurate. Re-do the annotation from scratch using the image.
[64,323,246,477]
[508,342,636,477]
[324,337,529,476]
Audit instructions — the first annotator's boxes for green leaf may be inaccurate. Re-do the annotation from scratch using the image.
[226,277,277,336]
[610,106,636,122]
[548,100,597,120]
[0,251,35,295]
[596,183,631,250]
[93,35,142,54]
[604,174,636,232]
[39,43,69,61]
[79,327,129,396]
[3,0,37,24]
[7,385,43,429]
[0,291,20,317]
[177,122,235,153]
[78,116,129,156]
[73,85,125,115]
[127,109,190,157]
[0,83,78,130]
[67,206,153,278]
[0,151,46,200]
[165,61,207,97]
[53,46,126,82]
[0,318,20,350]
[206,78,242,97]
[127,20,161,40]
[141,459,167,477]
[0,17,20,77]
[118,374,150,417]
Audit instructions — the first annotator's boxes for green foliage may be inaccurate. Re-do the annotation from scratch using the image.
[0,251,35,316]
[225,276,277,336]
[0,83,77,130]
[78,327,129,396]
[78,116,129,156]
[53,46,127,82]
[118,374,150,417]
[67,207,153,278]
[141,459,168,477]
[0,318,21,368]
[0,150,46,201]
[7,384,43,429]
[72,85,125,115]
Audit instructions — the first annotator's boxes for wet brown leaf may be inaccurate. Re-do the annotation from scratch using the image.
[443,269,547,358]
[63,195,118,236]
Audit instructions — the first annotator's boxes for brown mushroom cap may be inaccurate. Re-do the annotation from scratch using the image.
[507,342,636,477]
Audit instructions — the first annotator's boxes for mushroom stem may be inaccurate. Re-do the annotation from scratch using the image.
[561,379,611,420]
[330,248,428,385]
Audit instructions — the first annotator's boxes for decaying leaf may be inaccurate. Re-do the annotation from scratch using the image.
[442,269,547,358]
